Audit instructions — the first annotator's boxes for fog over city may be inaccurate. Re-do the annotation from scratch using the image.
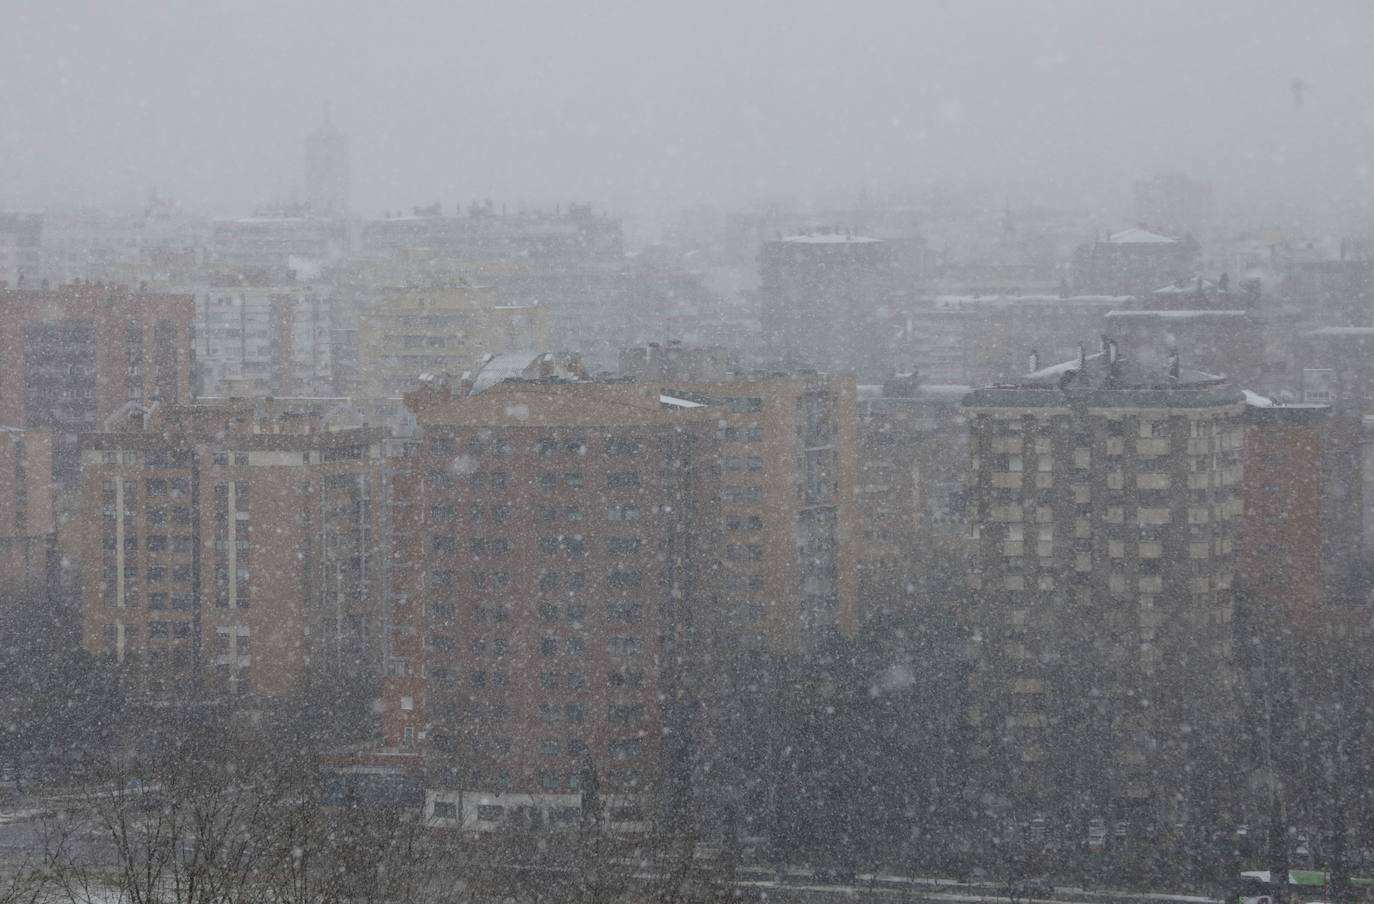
[4,1,1374,232]
[7,4,1374,904]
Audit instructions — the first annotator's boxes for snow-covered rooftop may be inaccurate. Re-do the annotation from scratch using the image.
[779,233,883,245]
[1105,309,1251,320]
[659,394,704,409]
[1107,228,1178,244]
[1305,326,1374,337]
[469,351,547,395]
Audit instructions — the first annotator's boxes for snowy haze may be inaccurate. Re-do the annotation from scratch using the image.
[3,0,1373,230]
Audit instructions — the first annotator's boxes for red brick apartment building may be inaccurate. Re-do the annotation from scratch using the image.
[0,428,54,584]
[384,361,721,820]
[619,347,862,652]
[0,285,193,500]
[75,399,387,698]
[1238,399,1363,617]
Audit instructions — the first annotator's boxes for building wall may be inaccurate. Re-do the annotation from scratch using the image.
[855,383,971,621]
[193,284,336,397]
[384,380,721,797]
[660,373,862,652]
[758,236,896,379]
[1237,407,1336,619]
[965,393,1244,823]
[0,429,54,583]
[357,284,547,399]
[75,408,386,698]
[0,286,194,502]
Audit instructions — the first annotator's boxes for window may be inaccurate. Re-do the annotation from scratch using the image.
[608,670,644,688]
[608,703,644,723]
[608,603,643,624]
[608,570,642,589]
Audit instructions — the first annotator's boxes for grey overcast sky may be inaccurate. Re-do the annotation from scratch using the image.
[2,0,1373,231]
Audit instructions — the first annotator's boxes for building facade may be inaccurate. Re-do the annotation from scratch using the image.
[356,282,547,400]
[193,279,337,398]
[758,233,897,380]
[0,285,194,501]
[963,345,1245,832]
[75,400,387,698]
[384,368,722,810]
[0,428,54,585]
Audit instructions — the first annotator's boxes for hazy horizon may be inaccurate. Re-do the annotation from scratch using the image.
[3,0,1373,237]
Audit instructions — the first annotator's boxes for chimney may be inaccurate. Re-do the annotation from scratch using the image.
[1078,344,1087,370]
[1100,335,1110,356]
[1107,340,1119,365]
[1028,349,1040,372]
[1168,348,1180,379]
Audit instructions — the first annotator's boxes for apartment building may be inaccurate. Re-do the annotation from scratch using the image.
[620,349,862,652]
[384,361,722,812]
[1239,399,1363,613]
[0,428,55,585]
[855,376,971,619]
[193,279,337,397]
[963,342,1245,829]
[757,232,898,380]
[356,281,547,400]
[0,284,193,502]
[75,400,387,698]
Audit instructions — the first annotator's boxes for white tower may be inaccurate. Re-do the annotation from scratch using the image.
[304,103,350,217]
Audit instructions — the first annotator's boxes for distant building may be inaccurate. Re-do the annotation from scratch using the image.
[1293,327,1374,410]
[618,342,741,384]
[359,204,622,265]
[1102,309,1265,389]
[355,282,547,399]
[0,212,44,289]
[855,377,971,620]
[963,343,1244,829]
[1133,172,1213,240]
[757,232,897,380]
[900,294,1130,387]
[0,285,194,501]
[75,399,387,698]
[208,216,349,276]
[1071,229,1200,296]
[304,105,350,217]
[1279,258,1374,325]
[384,363,723,809]
[193,278,338,397]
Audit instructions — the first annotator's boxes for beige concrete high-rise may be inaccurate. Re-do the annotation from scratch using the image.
[963,342,1244,831]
